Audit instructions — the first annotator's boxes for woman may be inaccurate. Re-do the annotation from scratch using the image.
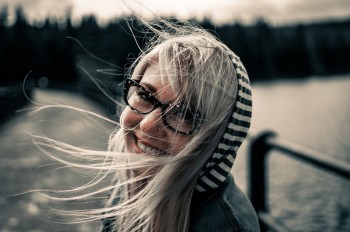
[37,20,259,231]
[99,21,259,232]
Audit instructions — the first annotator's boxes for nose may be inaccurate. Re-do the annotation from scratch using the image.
[139,108,165,135]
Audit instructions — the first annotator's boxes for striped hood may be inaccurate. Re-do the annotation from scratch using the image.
[195,48,252,192]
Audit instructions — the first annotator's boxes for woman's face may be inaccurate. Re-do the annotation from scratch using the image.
[122,63,193,156]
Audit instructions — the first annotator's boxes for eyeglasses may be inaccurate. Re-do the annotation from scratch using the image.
[123,78,202,135]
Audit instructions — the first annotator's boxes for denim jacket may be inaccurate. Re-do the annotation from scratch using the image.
[190,174,260,232]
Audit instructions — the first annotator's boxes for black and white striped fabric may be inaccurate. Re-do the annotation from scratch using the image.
[195,48,252,192]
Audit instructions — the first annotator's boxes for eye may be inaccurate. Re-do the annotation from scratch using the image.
[127,85,155,111]
[136,89,151,100]
[164,104,201,134]
[172,105,194,120]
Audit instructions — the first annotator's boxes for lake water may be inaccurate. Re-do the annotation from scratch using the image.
[233,75,350,232]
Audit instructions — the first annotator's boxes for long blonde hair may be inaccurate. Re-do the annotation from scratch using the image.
[35,19,239,232]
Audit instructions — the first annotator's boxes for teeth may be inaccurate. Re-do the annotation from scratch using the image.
[137,141,163,155]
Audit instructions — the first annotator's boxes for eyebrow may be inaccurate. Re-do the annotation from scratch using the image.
[140,82,158,94]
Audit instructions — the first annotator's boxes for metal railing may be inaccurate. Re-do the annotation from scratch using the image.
[248,131,350,232]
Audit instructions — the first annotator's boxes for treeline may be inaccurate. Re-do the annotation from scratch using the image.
[1,6,350,87]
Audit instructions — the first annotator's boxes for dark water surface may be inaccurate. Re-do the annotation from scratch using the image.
[234,75,350,232]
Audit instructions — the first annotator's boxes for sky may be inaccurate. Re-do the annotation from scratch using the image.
[1,0,350,26]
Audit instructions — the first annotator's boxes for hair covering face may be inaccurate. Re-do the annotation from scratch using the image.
[195,47,252,192]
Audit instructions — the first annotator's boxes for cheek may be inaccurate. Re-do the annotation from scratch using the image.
[121,108,140,153]
[170,136,193,154]
[121,108,141,129]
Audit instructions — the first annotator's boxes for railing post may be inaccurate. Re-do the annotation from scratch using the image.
[249,131,276,231]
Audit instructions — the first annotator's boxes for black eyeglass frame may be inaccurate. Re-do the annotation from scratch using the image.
[123,78,201,135]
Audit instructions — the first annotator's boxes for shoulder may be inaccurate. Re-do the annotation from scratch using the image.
[190,175,260,232]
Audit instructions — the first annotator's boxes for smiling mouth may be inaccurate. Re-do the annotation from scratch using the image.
[135,138,165,156]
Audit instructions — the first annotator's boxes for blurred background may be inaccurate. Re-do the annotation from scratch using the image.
[0,0,349,231]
